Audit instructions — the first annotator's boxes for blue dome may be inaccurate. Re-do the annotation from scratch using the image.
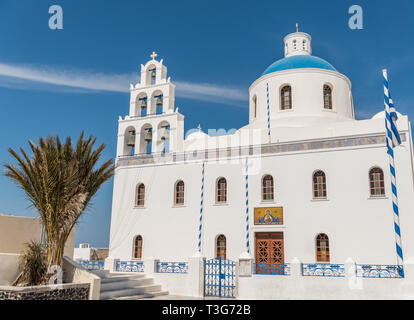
[262,55,337,75]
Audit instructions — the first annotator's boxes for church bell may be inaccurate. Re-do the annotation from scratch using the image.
[144,129,152,142]
[160,127,169,140]
[156,96,163,106]
[140,99,147,108]
[127,130,136,147]
[151,69,156,79]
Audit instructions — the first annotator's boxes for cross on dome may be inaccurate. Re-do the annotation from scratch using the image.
[150,51,158,60]
[296,23,299,32]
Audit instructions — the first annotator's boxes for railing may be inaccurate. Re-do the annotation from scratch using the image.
[156,262,188,274]
[302,263,345,277]
[115,260,144,273]
[356,265,404,278]
[253,263,290,276]
[77,260,104,270]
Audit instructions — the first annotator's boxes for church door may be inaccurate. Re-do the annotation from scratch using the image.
[255,232,285,274]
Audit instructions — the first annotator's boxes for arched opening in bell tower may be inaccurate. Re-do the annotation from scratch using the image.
[157,120,170,153]
[140,123,153,155]
[146,64,157,85]
[124,126,136,156]
[136,92,148,117]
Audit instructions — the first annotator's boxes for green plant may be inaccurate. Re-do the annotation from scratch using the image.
[5,132,114,276]
[13,241,47,286]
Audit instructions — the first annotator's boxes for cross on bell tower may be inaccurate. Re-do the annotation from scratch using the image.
[150,51,158,60]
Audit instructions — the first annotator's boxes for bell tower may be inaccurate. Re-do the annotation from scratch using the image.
[116,52,185,158]
[284,24,312,57]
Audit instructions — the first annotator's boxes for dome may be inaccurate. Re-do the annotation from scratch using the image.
[262,55,337,76]
[185,130,208,140]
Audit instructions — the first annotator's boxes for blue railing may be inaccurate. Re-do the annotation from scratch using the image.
[253,263,290,275]
[115,260,144,273]
[156,262,188,274]
[302,263,345,277]
[77,260,104,270]
[356,264,404,278]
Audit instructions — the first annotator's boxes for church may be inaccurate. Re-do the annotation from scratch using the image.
[106,28,414,299]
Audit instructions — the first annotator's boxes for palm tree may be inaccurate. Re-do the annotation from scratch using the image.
[4,132,114,276]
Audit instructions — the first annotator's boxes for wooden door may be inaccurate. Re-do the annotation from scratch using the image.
[255,232,284,264]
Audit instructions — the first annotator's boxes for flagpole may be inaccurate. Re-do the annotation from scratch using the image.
[383,69,404,277]
[245,157,250,254]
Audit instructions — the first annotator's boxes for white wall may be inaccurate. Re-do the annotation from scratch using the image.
[74,247,92,261]
[108,125,414,265]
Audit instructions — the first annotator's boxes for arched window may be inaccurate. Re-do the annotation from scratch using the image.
[323,84,333,110]
[262,175,274,201]
[136,184,145,207]
[216,178,227,203]
[175,180,185,205]
[216,235,226,259]
[369,167,385,196]
[316,233,330,262]
[313,171,326,198]
[280,85,292,110]
[134,235,143,259]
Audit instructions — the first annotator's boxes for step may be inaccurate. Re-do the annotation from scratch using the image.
[90,269,109,278]
[101,278,154,291]
[108,272,145,277]
[101,274,145,284]
[108,290,169,300]
[100,284,162,300]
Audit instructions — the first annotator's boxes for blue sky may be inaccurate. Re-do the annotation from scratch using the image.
[0,0,413,248]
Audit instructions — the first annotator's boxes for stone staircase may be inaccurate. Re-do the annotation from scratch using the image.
[91,270,168,300]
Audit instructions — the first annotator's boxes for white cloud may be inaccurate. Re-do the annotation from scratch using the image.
[0,62,248,107]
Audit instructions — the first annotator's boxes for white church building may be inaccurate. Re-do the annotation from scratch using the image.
[105,29,414,299]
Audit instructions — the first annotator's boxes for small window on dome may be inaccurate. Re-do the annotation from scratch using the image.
[323,85,333,110]
[280,85,292,110]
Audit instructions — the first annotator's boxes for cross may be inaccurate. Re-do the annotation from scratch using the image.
[150,51,157,60]
[296,23,299,32]
[197,124,201,131]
